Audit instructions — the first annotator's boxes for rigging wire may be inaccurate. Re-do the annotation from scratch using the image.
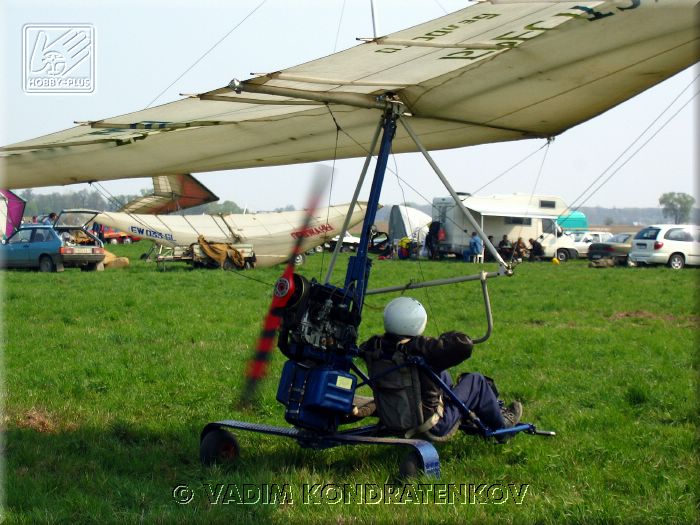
[333,0,348,53]
[319,115,341,280]
[561,72,699,218]
[511,138,552,260]
[145,0,268,108]
[390,152,441,335]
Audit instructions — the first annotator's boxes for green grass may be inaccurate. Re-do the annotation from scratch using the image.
[2,243,699,524]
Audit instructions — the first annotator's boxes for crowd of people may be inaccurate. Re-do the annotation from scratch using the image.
[461,233,545,262]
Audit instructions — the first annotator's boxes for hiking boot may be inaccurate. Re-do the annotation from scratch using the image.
[496,401,523,443]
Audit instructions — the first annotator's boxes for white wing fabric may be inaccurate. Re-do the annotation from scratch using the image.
[2,0,698,189]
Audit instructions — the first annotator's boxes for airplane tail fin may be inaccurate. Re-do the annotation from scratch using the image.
[119,173,218,214]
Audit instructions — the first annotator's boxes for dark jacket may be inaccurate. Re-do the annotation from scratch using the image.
[360,332,473,422]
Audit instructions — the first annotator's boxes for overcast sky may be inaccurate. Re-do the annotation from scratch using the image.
[1,0,697,212]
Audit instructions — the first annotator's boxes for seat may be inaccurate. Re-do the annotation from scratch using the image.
[473,247,484,263]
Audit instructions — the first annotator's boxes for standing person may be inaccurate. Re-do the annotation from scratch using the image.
[468,232,483,262]
[42,212,57,225]
[359,297,522,441]
[426,221,442,260]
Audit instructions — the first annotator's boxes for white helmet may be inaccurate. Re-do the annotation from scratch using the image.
[383,297,427,337]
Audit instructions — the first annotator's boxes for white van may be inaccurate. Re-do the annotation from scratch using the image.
[432,193,580,261]
[628,224,700,269]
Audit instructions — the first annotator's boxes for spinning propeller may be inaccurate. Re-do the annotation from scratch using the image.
[240,168,330,405]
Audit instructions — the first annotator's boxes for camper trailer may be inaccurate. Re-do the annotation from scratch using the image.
[432,193,580,262]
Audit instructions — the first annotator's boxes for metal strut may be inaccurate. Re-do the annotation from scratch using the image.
[343,103,402,314]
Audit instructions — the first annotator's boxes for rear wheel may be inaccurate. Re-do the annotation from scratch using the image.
[668,253,685,270]
[39,255,55,273]
[200,428,240,466]
[293,253,306,266]
[556,249,569,263]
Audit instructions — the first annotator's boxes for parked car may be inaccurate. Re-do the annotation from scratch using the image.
[587,232,636,265]
[628,224,700,269]
[0,210,105,272]
[569,231,613,257]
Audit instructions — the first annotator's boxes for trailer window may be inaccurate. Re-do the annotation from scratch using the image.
[539,200,556,209]
[504,217,531,226]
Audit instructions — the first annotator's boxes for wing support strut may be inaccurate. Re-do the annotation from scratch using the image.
[399,116,511,275]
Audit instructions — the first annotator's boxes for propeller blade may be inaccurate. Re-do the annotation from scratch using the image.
[241,168,330,404]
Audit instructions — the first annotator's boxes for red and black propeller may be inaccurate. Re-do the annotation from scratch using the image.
[240,169,329,405]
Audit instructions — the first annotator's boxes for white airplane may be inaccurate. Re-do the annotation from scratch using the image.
[95,202,368,268]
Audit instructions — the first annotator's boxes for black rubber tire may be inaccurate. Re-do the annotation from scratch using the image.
[556,249,569,263]
[668,253,685,270]
[399,450,424,478]
[200,428,240,466]
[39,255,55,273]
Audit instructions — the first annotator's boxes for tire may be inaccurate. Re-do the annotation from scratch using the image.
[399,450,424,478]
[668,253,685,270]
[293,253,306,266]
[314,245,323,253]
[39,255,55,273]
[556,249,569,263]
[123,238,132,244]
[109,238,118,244]
[200,428,240,466]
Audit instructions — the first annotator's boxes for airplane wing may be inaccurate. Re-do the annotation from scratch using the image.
[118,174,219,214]
[1,0,698,189]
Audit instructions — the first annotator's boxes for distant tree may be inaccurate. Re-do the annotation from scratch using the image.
[274,204,296,212]
[659,192,695,224]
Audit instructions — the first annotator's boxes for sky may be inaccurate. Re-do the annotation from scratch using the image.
[1,0,697,213]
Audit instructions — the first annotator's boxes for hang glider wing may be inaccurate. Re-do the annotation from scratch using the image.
[118,174,219,214]
[1,0,698,189]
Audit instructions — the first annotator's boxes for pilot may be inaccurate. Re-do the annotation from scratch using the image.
[359,297,521,441]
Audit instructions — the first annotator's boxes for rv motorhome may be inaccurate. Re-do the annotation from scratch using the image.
[432,193,580,262]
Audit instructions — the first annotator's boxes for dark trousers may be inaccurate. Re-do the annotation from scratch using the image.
[431,371,504,435]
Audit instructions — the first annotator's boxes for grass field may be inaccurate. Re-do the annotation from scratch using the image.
[2,243,698,524]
